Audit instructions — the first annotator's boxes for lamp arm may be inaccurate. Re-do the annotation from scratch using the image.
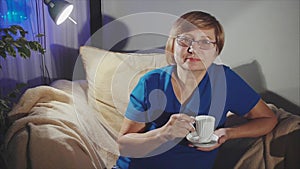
[44,0,51,4]
[44,0,55,8]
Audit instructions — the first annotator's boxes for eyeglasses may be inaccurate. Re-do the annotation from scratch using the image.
[176,36,216,50]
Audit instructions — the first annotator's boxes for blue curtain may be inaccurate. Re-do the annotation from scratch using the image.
[0,0,90,99]
[0,0,43,97]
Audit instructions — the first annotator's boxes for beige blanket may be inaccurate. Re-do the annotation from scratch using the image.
[4,80,119,169]
[4,79,300,169]
[233,104,300,169]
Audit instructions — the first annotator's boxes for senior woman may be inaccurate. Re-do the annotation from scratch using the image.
[115,11,277,169]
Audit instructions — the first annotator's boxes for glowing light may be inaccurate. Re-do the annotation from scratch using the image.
[0,0,28,24]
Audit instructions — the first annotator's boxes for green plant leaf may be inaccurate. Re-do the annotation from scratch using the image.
[0,99,10,109]
[36,43,46,54]
[3,35,13,43]
[28,41,35,50]
[0,82,26,132]
[0,40,5,48]
[12,25,25,31]
[1,28,9,35]
[19,30,28,37]
[0,49,6,59]
[5,45,16,57]
[36,34,45,38]
[8,26,18,35]
[40,48,46,54]
[12,41,22,48]
[19,37,27,44]
[12,25,27,37]
[8,93,16,98]
[0,25,45,60]
[16,83,26,89]
[18,47,31,58]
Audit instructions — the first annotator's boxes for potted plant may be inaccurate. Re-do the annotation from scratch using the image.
[0,25,45,139]
[0,25,45,67]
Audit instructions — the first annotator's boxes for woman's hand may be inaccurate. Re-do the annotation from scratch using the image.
[118,114,195,157]
[189,128,229,151]
[161,114,195,141]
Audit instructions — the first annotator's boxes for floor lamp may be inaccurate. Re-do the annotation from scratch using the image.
[40,0,76,84]
[44,0,76,25]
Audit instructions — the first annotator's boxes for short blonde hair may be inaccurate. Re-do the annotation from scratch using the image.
[165,11,225,64]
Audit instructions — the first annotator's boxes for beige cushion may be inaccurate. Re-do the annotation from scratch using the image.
[79,46,168,133]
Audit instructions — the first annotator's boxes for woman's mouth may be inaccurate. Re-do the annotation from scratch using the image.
[185,57,201,62]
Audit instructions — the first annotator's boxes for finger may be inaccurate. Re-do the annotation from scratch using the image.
[195,143,220,151]
[178,114,195,123]
[188,143,195,148]
[179,120,196,132]
[218,136,226,144]
[176,119,195,132]
[188,122,195,132]
[196,147,214,151]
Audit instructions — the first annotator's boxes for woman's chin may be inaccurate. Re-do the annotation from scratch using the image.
[186,62,208,71]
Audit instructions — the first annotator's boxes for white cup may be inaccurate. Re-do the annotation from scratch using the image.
[195,115,215,143]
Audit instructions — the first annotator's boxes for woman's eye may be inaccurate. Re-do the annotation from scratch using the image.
[183,39,191,43]
[201,40,210,44]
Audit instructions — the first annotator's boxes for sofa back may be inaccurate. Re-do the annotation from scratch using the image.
[80,46,168,133]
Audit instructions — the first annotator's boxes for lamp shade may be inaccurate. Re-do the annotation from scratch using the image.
[44,0,73,25]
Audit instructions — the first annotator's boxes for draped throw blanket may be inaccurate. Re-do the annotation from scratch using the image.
[4,80,300,169]
[5,80,119,169]
[234,104,300,169]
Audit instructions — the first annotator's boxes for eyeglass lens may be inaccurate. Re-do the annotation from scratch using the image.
[176,37,215,50]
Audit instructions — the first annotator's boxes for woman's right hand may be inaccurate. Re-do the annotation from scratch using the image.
[118,114,195,157]
[161,114,195,141]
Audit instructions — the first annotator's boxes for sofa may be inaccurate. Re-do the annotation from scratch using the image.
[3,46,300,169]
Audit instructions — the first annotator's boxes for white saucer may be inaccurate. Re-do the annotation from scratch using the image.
[186,133,219,148]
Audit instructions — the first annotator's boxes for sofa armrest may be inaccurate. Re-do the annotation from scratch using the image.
[214,104,300,169]
[260,90,300,116]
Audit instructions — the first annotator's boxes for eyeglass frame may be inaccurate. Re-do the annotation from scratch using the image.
[175,36,217,50]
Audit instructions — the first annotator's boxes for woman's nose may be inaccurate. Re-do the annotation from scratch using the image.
[187,46,194,54]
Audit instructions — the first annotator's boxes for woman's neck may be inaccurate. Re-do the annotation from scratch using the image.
[174,66,207,88]
[171,66,207,104]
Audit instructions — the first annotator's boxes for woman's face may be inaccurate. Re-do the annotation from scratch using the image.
[173,28,218,72]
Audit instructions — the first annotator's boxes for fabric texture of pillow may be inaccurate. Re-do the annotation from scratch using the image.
[79,46,168,134]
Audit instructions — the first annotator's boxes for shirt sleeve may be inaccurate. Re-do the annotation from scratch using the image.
[124,69,168,123]
[225,67,261,116]
[124,77,149,122]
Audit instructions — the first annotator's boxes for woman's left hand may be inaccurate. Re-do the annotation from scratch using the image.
[188,128,228,151]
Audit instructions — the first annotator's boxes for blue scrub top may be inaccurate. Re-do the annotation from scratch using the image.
[117,64,260,169]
